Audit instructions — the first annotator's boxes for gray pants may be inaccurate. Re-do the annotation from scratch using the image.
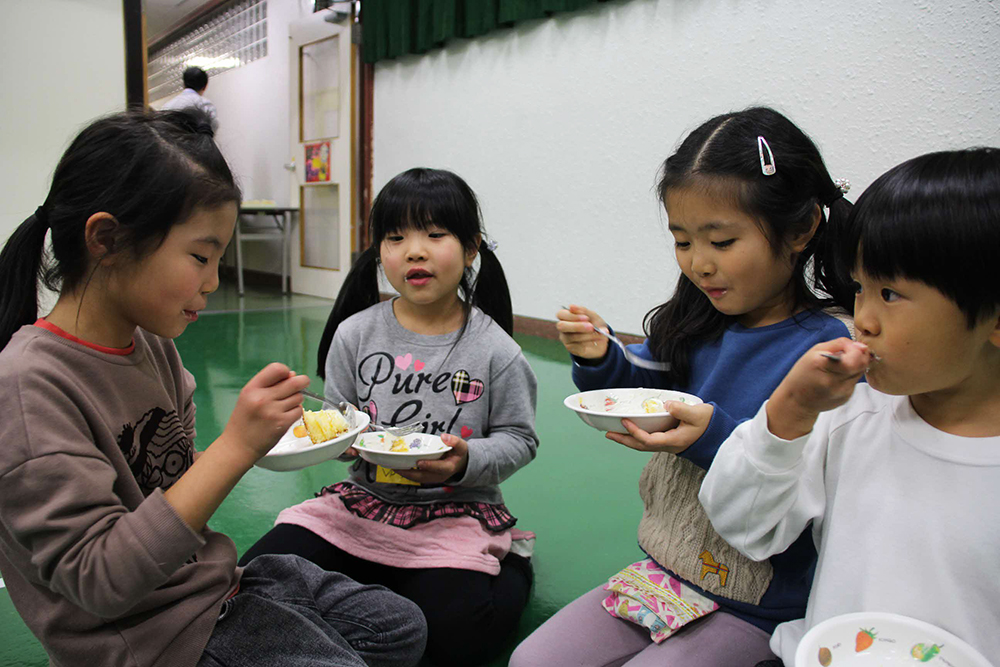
[509,584,776,667]
[198,554,427,667]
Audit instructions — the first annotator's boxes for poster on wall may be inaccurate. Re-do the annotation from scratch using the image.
[304,141,331,183]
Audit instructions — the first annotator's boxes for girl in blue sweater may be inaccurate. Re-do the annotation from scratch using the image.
[511,107,856,667]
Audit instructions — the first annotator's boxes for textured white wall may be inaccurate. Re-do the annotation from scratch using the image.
[372,0,1000,334]
[0,0,125,246]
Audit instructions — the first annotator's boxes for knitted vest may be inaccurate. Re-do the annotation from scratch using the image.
[637,451,773,604]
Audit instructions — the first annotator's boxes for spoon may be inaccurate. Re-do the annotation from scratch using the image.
[820,350,882,366]
[591,327,672,372]
[301,390,422,436]
[561,306,671,372]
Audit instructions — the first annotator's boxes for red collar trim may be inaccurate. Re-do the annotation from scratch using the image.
[34,319,136,355]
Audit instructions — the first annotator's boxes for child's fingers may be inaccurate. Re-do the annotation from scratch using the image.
[567,304,601,321]
[559,332,603,350]
[664,401,707,426]
[605,430,644,450]
[274,373,311,398]
[555,318,597,335]
[248,362,294,388]
[411,458,452,476]
[273,393,306,416]
[815,340,869,377]
[609,420,697,454]
[556,306,591,323]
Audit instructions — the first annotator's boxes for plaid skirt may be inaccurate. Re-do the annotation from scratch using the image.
[319,482,517,533]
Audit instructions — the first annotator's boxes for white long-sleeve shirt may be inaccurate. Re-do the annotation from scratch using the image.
[699,384,1000,665]
[162,88,219,130]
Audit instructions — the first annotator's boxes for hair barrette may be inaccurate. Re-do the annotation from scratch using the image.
[485,239,499,252]
[834,178,851,195]
[757,136,776,176]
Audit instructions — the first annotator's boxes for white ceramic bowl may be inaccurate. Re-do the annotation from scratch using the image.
[563,388,703,434]
[795,612,991,667]
[256,410,370,472]
[353,432,451,470]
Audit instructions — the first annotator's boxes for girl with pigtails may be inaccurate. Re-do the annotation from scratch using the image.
[0,109,426,667]
[513,107,857,667]
[242,168,539,667]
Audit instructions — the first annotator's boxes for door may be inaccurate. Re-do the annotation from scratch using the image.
[288,11,354,298]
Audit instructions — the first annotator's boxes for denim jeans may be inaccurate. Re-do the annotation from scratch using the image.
[242,523,534,666]
[198,554,427,667]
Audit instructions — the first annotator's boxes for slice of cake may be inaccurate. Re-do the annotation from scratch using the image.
[642,398,666,413]
[301,409,350,444]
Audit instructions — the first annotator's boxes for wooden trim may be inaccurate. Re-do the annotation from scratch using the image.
[349,26,358,256]
[512,314,644,343]
[141,13,149,107]
[220,265,282,289]
[148,0,230,52]
[123,0,146,108]
[298,184,306,267]
[370,296,642,343]
[298,43,304,143]
[359,61,374,250]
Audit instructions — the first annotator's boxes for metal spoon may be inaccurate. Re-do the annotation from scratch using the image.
[561,306,670,371]
[591,327,672,372]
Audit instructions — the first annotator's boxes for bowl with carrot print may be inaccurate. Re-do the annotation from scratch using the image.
[795,612,991,666]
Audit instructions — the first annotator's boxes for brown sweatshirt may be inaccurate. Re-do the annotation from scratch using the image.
[0,323,239,667]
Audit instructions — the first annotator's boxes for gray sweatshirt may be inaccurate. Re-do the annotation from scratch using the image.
[324,301,539,505]
[0,324,238,667]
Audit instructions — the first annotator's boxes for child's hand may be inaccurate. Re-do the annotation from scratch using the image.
[395,433,470,485]
[607,402,715,454]
[557,304,610,359]
[223,363,311,464]
[767,338,870,440]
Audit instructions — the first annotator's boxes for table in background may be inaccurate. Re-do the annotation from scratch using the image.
[235,204,298,295]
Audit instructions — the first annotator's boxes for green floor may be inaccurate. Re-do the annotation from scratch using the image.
[0,284,651,667]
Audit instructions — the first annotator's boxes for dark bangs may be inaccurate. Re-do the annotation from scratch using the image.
[844,148,1000,327]
[369,168,482,251]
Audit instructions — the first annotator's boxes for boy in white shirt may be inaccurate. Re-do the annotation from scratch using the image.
[699,148,1000,665]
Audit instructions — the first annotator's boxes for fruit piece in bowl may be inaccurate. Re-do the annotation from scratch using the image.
[564,388,702,434]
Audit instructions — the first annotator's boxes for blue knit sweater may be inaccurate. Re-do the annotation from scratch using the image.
[572,309,850,631]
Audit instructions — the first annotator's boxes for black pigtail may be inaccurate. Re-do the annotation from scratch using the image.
[470,243,513,336]
[316,245,381,378]
[0,212,50,350]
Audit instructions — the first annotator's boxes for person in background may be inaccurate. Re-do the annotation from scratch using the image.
[162,66,219,131]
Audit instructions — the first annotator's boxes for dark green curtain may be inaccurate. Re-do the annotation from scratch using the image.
[362,0,610,63]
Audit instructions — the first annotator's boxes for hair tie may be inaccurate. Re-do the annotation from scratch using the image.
[34,206,49,229]
[826,178,851,206]
[484,238,499,252]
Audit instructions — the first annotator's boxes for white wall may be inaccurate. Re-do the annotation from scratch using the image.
[372,0,1000,334]
[0,0,125,246]
[153,0,316,274]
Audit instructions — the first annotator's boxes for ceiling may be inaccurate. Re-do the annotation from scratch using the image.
[143,0,219,43]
